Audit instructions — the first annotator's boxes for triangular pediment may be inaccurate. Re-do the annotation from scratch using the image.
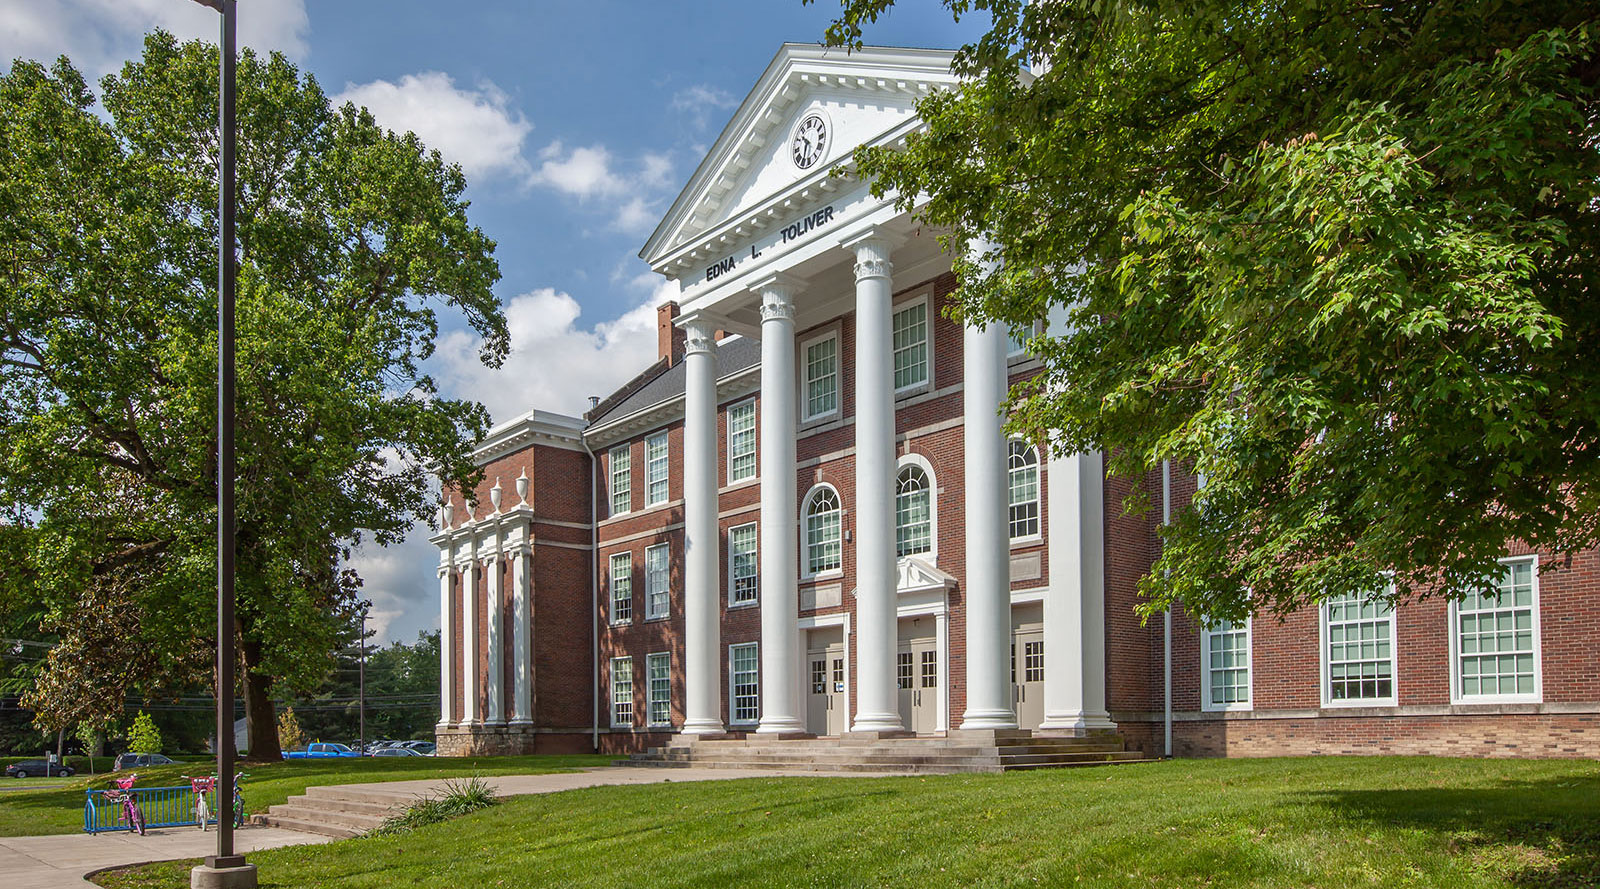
[640,44,958,271]
[896,556,958,594]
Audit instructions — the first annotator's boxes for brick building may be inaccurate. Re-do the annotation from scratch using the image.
[429,44,1599,759]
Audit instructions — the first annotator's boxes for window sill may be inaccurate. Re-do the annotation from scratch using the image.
[1322,697,1398,709]
[610,620,632,628]
[1009,536,1042,550]
[729,599,759,610]
[644,615,670,623]
[803,570,844,583]
[1201,703,1253,713]
[893,382,931,401]
[1450,694,1542,706]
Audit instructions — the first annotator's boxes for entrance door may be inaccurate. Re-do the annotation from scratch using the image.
[896,626,939,733]
[806,630,846,736]
[1012,622,1045,730]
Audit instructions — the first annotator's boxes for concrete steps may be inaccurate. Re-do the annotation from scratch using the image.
[259,784,415,838]
[621,731,1152,774]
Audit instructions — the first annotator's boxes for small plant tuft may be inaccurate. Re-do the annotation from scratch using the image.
[369,775,497,837]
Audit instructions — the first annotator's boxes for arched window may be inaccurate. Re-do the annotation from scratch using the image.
[1008,440,1040,540]
[803,485,843,575]
[895,463,933,557]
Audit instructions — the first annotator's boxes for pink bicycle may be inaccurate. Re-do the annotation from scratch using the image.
[103,774,146,835]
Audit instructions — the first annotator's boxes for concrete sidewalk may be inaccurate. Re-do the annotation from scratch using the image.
[0,766,882,887]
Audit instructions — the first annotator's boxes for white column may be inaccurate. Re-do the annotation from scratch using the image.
[484,542,505,725]
[437,564,453,727]
[1040,449,1115,730]
[960,319,1019,729]
[845,231,903,733]
[680,319,724,735]
[511,544,533,725]
[461,542,479,724]
[755,275,805,734]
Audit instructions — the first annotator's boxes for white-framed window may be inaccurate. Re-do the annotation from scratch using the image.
[891,297,929,392]
[644,543,670,620]
[646,652,671,727]
[1452,556,1541,703]
[645,432,669,506]
[608,552,632,625]
[803,333,839,421]
[1202,619,1252,711]
[1322,585,1396,706]
[610,656,633,727]
[727,399,756,483]
[609,445,631,516]
[803,485,843,576]
[895,460,933,557]
[1007,440,1041,541]
[1007,320,1044,359]
[729,522,759,606]
[730,642,759,724]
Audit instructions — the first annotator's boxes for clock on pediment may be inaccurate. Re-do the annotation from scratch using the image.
[790,111,829,170]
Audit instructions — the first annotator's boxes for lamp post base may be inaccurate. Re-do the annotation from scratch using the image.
[192,857,256,889]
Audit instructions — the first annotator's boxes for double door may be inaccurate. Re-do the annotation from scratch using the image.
[1012,623,1045,730]
[896,633,939,734]
[806,643,846,737]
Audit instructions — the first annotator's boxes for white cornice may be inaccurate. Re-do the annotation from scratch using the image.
[472,409,587,465]
[582,363,762,449]
[640,43,958,269]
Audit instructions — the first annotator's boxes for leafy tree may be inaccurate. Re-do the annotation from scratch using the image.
[127,711,162,754]
[277,705,306,752]
[1,33,505,759]
[289,629,441,743]
[819,0,1600,620]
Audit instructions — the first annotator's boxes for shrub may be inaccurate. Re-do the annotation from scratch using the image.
[277,707,306,752]
[369,775,497,837]
[127,712,161,754]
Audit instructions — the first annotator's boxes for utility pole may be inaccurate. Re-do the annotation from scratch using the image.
[358,608,367,754]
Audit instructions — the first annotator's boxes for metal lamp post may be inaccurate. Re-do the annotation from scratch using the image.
[188,1,254,887]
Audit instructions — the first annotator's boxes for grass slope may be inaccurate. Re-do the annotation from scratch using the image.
[0,753,611,837]
[94,756,1599,889]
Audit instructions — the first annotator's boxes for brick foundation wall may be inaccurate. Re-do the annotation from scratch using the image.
[1116,712,1600,759]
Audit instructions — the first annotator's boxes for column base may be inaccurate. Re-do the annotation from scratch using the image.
[756,716,807,734]
[507,718,534,727]
[1038,710,1118,733]
[850,711,905,733]
[191,858,256,889]
[959,708,1020,731]
[680,718,728,735]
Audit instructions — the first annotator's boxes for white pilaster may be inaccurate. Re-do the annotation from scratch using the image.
[461,541,479,724]
[511,544,533,725]
[845,231,904,732]
[680,319,725,735]
[960,318,1019,729]
[755,275,805,734]
[437,564,453,727]
[1039,449,1115,730]
[484,541,505,725]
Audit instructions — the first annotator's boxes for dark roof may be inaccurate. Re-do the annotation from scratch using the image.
[586,336,762,427]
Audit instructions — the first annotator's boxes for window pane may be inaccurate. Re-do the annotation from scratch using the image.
[892,302,928,390]
[895,465,932,556]
[806,488,842,574]
[732,644,760,723]
[728,402,756,482]
[1007,441,1040,539]
[647,653,671,726]
[609,553,632,623]
[1456,559,1537,699]
[1205,621,1250,706]
[1325,589,1393,702]
[730,523,759,605]
[645,544,670,619]
[805,337,838,418]
[645,434,669,505]
[610,447,631,515]
[611,657,633,726]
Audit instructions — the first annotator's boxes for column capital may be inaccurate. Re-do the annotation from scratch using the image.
[842,228,904,281]
[752,271,805,301]
[680,317,718,356]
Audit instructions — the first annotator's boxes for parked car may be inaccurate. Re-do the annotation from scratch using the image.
[370,747,423,757]
[5,759,74,778]
[398,741,436,755]
[361,740,400,755]
[282,742,360,759]
[113,753,180,771]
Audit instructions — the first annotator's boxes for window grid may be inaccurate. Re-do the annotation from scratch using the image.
[920,650,937,689]
[811,659,827,694]
[646,653,671,727]
[645,433,669,506]
[610,657,633,727]
[729,523,759,605]
[645,543,670,620]
[1205,621,1250,708]
[897,651,914,690]
[1008,441,1041,540]
[731,643,760,723]
[895,464,932,557]
[832,658,844,685]
[1458,559,1538,699]
[892,301,928,390]
[1023,640,1044,684]
[609,446,631,516]
[1326,590,1394,703]
[609,553,632,624]
[728,401,756,482]
[805,336,838,419]
[805,487,842,575]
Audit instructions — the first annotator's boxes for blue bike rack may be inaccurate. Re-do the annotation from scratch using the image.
[83,785,226,833]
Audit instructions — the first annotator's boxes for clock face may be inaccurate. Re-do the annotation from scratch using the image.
[790,113,828,170]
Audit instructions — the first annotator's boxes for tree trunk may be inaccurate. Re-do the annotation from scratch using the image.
[241,639,282,762]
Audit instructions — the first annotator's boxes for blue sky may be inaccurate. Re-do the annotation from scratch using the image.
[1,0,984,642]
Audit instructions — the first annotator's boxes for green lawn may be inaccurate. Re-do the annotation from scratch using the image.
[0,753,611,837]
[89,756,1599,889]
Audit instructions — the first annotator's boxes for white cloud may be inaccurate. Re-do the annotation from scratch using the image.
[670,83,739,132]
[612,196,658,235]
[347,526,440,644]
[333,72,533,184]
[0,0,309,80]
[435,284,670,425]
[529,143,677,234]
[532,142,623,198]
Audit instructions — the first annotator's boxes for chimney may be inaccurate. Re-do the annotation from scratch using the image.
[657,301,686,366]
